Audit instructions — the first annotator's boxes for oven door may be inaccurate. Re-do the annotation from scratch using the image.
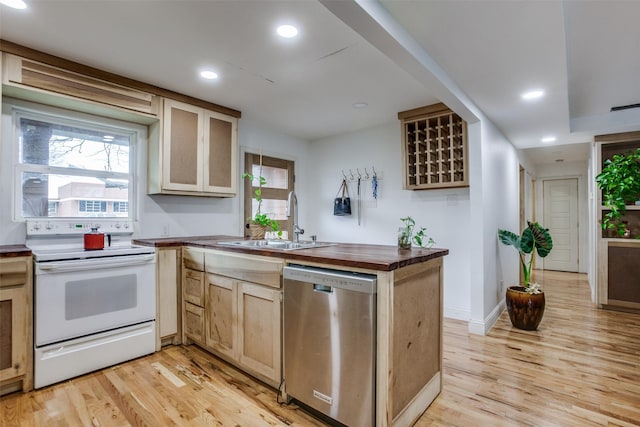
[34,253,156,347]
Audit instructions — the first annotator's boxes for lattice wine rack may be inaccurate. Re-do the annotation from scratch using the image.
[398,104,468,190]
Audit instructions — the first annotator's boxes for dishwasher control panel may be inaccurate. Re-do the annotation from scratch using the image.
[283,264,377,293]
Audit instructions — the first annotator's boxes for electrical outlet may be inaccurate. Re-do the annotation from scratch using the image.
[162,224,170,236]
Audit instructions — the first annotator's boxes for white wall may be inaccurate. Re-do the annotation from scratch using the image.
[470,119,522,334]
[308,121,472,321]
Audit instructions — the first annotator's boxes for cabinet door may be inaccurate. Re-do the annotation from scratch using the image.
[237,281,281,384]
[162,99,203,192]
[0,258,31,389]
[203,110,237,195]
[157,248,179,343]
[205,274,236,360]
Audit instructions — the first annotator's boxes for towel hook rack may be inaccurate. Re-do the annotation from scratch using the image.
[340,167,377,180]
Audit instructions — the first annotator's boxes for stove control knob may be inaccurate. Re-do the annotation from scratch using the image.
[32,223,40,231]
[115,223,122,229]
[124,223,130,229]
[45,223,53,230]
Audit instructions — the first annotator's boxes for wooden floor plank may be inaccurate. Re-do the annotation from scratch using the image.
[1,270,638,426]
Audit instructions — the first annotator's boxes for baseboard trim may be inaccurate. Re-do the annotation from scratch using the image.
[468,300,505,335]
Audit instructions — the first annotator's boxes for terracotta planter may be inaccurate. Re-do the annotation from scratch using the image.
[505,286,545,330]
[249,224,267,240]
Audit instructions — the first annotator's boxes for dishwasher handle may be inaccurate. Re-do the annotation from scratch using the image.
[313,284,333,293]
[284,265,377,294]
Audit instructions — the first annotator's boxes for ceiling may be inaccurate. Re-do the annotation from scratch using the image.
[2,0,640,165]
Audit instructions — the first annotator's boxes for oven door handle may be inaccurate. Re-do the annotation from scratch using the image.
[37,254,156,272]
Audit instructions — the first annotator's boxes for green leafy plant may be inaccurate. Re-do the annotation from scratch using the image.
[399,216,435,249]
[498,221,553,294]
[595,148,640,236]
[242,172,281,235]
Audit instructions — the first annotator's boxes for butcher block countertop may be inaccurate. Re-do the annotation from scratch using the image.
[0,244,32,258]
[133,236,448,272]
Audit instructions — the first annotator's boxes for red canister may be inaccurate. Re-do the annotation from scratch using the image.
[84,227,105,250]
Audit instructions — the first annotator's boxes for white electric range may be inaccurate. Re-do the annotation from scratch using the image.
[26,219,157,389]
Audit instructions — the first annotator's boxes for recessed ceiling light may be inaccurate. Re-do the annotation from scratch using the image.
[521,90,545,101]
[352,102,368,109]
[277,24,298,38]
[541,136,557,143]
[200,70,219,80]
[0,0,27,9]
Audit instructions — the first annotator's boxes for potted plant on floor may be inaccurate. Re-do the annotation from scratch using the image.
[498,221,553,330]
[595,148,640,237]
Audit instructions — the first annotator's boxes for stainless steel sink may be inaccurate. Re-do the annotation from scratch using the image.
[217,240,333,251]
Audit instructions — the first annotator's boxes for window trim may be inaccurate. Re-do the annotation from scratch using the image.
[7,98,143,222]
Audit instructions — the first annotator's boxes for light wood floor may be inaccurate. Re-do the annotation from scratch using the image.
[1,270,639,426]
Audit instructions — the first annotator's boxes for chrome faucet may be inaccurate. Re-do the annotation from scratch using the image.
[287,191,304,243]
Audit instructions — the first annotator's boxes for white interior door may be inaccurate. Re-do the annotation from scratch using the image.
[543,178,579,272]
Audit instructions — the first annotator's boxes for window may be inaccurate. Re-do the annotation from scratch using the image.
[47,201,58,216]
[113,201,129,213]
[12,102,139,220]
[79,200,107,213]
[244,153,295,237]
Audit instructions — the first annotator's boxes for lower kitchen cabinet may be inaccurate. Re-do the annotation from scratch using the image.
[205,274,236,360]
[0,256,33,396]
[237,281,281,383]
[204,273,282,386]
[156,247,181,349]
[182,248,283,387]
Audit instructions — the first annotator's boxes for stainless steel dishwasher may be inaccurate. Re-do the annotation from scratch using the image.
[283,264,377,427]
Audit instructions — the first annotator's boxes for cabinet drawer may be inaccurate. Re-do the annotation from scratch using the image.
[184,302,204,344]
[3,53,159,116]
[183,247,205,271]
[204,250,283,288]
[183,268,205,307]
[0,258,30,288]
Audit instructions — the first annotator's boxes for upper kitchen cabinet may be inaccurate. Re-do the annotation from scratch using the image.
[398,103,469,190]
[148,98,238,197]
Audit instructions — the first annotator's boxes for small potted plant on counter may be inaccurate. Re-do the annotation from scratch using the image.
[498,221,553,330]
[398,216,435,250]
[595,148,640,237]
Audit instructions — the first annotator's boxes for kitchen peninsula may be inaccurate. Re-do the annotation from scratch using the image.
[134,236,448,427]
